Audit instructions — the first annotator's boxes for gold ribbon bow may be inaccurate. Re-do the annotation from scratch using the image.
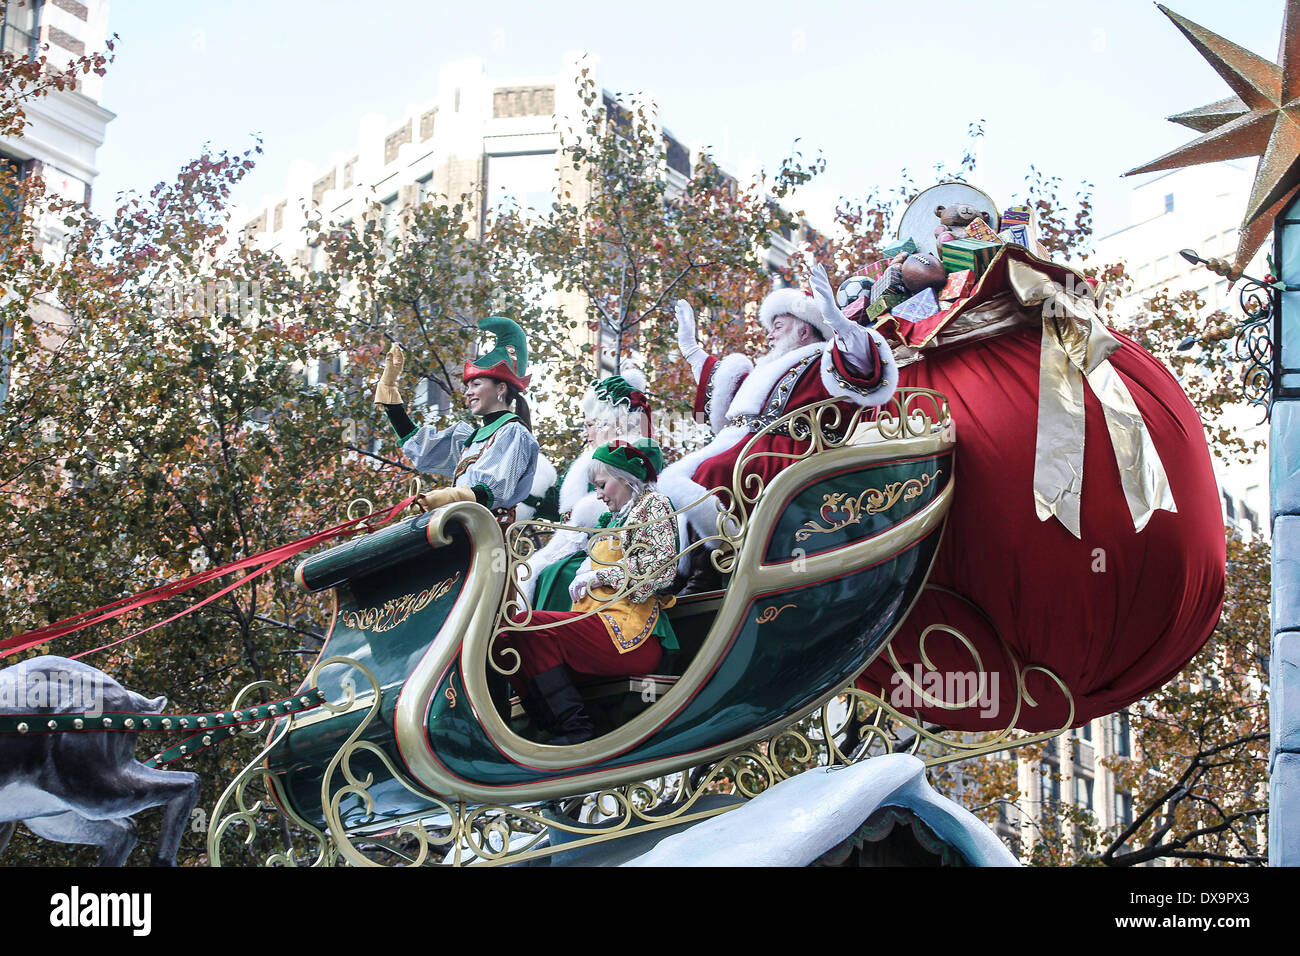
[1007,260,1177,539]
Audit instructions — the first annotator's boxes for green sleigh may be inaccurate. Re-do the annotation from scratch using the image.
[241,390,955,851]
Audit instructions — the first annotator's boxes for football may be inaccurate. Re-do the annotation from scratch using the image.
[836,274,873,310]
[901,252,949,293]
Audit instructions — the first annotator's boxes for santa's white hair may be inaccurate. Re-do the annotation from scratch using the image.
[580,365,650,437]
[758,286,826,334]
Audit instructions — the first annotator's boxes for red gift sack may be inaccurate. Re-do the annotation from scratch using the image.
[856,317,1226,732]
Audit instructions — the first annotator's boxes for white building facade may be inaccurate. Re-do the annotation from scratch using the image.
[0,0,115,403]
[241,54,808,417]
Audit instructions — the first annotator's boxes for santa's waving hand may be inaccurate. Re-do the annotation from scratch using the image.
[809,263,874,367]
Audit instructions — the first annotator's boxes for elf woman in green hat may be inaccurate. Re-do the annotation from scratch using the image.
[497,439,680,745]
[374,316,539,521]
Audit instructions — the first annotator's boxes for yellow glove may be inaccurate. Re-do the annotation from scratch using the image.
[373,342,405,405]
[417,485,476,511]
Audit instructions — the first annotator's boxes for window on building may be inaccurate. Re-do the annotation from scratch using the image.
[304,353,340,388]
[1077,721,1093,743]
[1,152,32,238]
[1137,263,1151,288]
[0,319,12,406]
[1155,255,1171,279]
[1216,279,1229,304]
[1164,193,1174,213]
[416,173,433,205]
[411,376,446,415]
[379,193,399,244]
[1203,234,1217,254]
[485,152,557,218]
[1116,791,1133,828]
[1194,287,1210,308]
[0,0,40,60]
[664,133,690,177]
[1113,710,1131,757]
[0,151,29,406]
[1075,775,1094,810]
[1040,760,1061,805]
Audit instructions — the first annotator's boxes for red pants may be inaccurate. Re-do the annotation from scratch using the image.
[496,609,662,684]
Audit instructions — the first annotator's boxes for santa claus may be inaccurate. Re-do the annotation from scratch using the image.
[660,264,899,564]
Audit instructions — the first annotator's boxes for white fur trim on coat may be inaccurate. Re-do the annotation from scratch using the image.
[707,353,754,434]
[568,491,606,530]
[725,343,825,420]
[515,453,558,522]
[818,328,899,408]
[658,468,726,543]
[758,286,822,331]
[557,448,595,517]
[659,425,749,538]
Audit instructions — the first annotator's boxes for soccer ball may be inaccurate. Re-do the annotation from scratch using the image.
[836,275,873,310]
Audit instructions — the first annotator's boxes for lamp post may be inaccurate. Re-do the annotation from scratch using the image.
[1182,193,1300,865]
[1174,248,1276,419]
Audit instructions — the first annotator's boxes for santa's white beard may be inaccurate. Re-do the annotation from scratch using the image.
[756,328,809,367]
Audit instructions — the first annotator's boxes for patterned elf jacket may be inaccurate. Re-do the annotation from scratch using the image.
[571,491,679,655]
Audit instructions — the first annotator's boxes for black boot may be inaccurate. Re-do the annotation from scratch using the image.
[484,666,513,725]
[532,666,595,745]
[681,544,724,595]
[519,689,552,734]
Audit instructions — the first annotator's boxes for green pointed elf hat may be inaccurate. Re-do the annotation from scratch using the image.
[463,316,530,390]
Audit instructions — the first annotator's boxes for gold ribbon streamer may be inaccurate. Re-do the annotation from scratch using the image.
[1008,260,1177,538]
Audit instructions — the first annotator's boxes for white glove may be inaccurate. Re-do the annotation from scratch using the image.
[569,570,600,603]
[675,299,707,380]
[809,263,874,366]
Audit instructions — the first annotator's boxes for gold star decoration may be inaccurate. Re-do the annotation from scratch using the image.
[1125,1,1300,276]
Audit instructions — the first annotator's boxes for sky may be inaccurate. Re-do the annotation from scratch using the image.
[90,0,1288,250]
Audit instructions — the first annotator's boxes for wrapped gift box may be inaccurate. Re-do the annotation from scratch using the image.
[868,263,908,303]
[941,238,999,275]
[864,257,892,280]
[999,225,1031,248]
[940,268,976,300]
[1001,204,1033,227]
[880,237,918,259]
[964,217,1001,243]
[866,291,907,321]
[892,287,940,321]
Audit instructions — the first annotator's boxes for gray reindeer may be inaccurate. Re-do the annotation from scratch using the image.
[0,656,200,866]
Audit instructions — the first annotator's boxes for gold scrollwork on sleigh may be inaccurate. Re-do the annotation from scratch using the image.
[755,603,797,624]
[795,470,941,541]
[340,572,462,633]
